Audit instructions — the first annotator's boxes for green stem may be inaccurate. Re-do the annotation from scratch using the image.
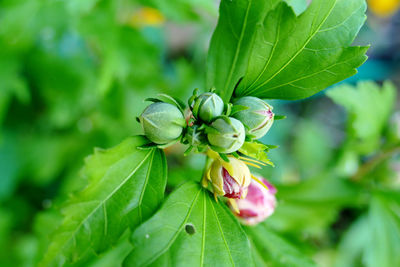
[351,145,400,182]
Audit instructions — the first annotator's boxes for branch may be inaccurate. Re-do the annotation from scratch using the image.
[351,144,400,182]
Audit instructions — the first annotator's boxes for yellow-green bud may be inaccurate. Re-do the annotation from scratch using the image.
[233,96,274,139]
[139,102,185,144]
[204,156,251,199]
[207,117,245,153]
[192,92,224,123]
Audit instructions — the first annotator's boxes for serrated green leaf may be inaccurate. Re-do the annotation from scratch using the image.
[124,182,252,267]
[239,141,273,166]
[236,0,367,100]
[246,224,316,267]
[40,136,167,266]
[206,0,281,102]
[327,81,396,154]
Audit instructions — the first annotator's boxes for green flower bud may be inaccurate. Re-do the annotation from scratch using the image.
[207,117,245,153]
[139,102,185,144]
[192,92,224,123]
[233,96,274,139]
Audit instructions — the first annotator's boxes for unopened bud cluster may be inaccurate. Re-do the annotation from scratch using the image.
[137,90,275,154]
[137,90,277,225]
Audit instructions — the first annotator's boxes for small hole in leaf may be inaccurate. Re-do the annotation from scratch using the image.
[185,224,196,235]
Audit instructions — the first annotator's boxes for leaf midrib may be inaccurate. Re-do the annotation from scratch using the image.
[245,0,338,96]
[138,149,156,223]
[200,190,206,266]
[259,50,364,92]
[246,6,282,91]
[209,196,235,266]
[63,149,153,254]
[222,0,252,101]
[142,186,202,267]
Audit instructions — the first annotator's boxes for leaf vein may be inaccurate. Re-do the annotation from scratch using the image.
[103,203,108,236]
[138,149,155,223]
[60,150,153,255]
[200,190,206,266]
[259,52,359,93]
[142,187,202,267]
[245,8,282,93]
[222,0,253,99]
[209,197,235,266]
[247,0,338,95]
[318,5,364,33]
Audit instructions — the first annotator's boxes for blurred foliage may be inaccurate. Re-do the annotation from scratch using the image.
[0,0,400,267]
[0,0,214,265]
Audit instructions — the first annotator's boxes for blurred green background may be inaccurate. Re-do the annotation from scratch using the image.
[0,0,399,266]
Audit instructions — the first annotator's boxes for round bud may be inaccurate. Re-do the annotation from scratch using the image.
[232,96,274,139]
[139,102,185,144]
[192,92,224,123]
[207,117,245,153]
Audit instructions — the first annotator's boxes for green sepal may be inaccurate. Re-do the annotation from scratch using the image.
[188,88,199,106]
[224,103,232,116]
[230,105,249,116]
[274,115,287,120]
[158,94,186,113]
[231,152,240,158]
[172,118,187,128]
[238,141,274,166]
[214,115,232,125]
[204,124,220,135]
[135,135,155,150]
[145,97,163,103]
[245,133,258,141]
[265,144,278,149]
[218,153,230,162]
[137,136,180,150]
[196,145,208,153]
[156,138,180,149]
[181,139,189,145]
[253,140,278,151]
[184,146,194,156]
[191,96,202,116]
[137,143,158,150]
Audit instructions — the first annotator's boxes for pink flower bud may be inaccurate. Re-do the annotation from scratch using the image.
[203,155,251,199]
[231,176,277,225]
[222,168,245,199]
